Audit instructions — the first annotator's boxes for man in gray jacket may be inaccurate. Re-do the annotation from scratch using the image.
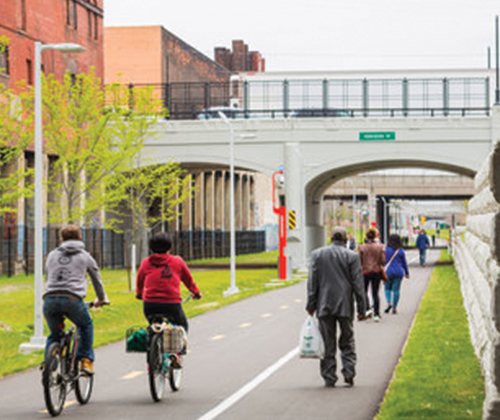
[306,227,367,387]
[43,225,108,375]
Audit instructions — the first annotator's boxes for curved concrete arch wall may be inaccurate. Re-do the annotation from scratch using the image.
[302,157,478,261]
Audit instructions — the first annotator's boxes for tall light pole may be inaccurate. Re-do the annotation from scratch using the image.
[495,15,499,105]
[20,42,85,353]
[218,112,239,296]
[345,178,357,243]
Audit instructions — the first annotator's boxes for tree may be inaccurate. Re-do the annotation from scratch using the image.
[42,70,177,228]
[0,36,33,218]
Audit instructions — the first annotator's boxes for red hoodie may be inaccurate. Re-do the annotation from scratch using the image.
[136,254,200,303]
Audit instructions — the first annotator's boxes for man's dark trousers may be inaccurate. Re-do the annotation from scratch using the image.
[318,315,356,385]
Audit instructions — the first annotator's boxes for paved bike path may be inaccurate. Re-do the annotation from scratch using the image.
[0,249,437,420]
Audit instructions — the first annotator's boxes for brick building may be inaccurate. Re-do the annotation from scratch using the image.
[214,40,265,73]
[0,0,104,275]
[104,26,271,243]
[0,0,104,87]
[105,26,230,85]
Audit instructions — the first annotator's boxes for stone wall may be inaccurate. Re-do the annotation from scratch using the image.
[455,142,500,419]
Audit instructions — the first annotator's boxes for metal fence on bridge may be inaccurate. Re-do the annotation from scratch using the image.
[0,226,266,277]
[120,77,491,120]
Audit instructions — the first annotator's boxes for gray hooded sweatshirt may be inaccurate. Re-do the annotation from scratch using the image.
[44,240,106,301]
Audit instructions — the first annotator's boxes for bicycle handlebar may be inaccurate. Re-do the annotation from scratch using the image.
[87,301,111,309]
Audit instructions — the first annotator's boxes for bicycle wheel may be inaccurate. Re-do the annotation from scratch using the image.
[43,343,67,417]
[75,367,94,404]
[148,334,166,402]
[168,362,182,391]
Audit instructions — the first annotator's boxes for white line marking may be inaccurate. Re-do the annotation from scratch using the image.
[294,299,302,303]
[122,370,144,380]
[195,346,299,420]
[211,334,225,341]
[279,305,290,310]
[239,322,252,328]
[260,312,273,318]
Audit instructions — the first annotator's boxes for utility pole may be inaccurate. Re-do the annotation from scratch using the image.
[495,15,499,105]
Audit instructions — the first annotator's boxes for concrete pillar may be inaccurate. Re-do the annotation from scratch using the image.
[249,176,255,229]
[215,171,225,230]
[205,171,215,231]
[235,173,242,230]
[242,174,249,230]
[194,172,204,230]
[305,198,326,255]
[285,142,306,271]
[224,172,230,232]
[181,174,192,232]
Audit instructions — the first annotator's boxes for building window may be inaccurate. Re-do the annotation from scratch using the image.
[26,59,33,85]
[94,13,98,39]
[0,47,9,75]
[66,0,78,29]
[20,0,27,30]
[87,10,92,38]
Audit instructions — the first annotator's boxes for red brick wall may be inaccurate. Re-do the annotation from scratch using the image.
[0,0,103,87]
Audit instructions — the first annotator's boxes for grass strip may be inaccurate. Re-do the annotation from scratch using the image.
[0,251,299,378]
[376,250,485,420]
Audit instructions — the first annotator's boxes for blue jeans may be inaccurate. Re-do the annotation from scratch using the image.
[419,249,426,265]
[43,296,94,361]
[384,276,403,309]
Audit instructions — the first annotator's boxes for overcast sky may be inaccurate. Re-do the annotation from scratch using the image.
[104,0,499,72]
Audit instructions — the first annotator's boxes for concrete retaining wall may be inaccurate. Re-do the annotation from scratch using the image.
[455,142,500,419]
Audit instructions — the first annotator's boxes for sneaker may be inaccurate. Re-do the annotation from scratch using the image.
[344,377,354,387]
[365,309,373,319]
[169,354,182,369]
[324,381,336,388]
[80,358,94,375]
[374,315,380,322]
[384,305,392,314]
[392,308,397,314]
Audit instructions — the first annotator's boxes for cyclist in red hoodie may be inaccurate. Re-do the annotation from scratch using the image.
[136,232,202,336]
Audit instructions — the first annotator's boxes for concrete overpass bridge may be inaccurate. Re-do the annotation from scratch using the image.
[143,104,499,269]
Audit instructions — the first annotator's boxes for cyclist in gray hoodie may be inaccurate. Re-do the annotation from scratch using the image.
[43,225,108,375]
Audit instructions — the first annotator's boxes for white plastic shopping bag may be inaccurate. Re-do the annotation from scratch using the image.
[299,315,325,359]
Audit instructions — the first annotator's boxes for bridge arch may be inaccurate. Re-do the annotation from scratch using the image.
[300,157,477,263]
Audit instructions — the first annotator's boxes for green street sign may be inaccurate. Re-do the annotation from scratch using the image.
[359,131,396,141]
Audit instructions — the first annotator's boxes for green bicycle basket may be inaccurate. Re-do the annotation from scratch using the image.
[126,327,149,353]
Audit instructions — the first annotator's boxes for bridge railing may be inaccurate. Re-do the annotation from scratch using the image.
[111,77,491,120]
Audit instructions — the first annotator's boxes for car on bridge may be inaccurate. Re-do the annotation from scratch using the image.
[197,106,248,120]
[289,108,350,118]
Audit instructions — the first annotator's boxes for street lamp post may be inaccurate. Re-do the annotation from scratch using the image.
[345,178,357,243]
[218,112,239,296]
[20,42,85,353]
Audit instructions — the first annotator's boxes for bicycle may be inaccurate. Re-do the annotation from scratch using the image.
[147,295,192,402]
[42,301,109,417]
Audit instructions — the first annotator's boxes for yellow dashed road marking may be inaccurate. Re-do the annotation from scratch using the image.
[294,299,302,303]
[40,400,76,413]
[122,370,144,380]
[279,305,290,310]
[239,322,252,328]
[211,334,225,341]
[261,313,273,318]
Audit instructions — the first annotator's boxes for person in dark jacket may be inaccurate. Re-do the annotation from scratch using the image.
[43,225,108,375]
[306,227,367,388]
[136,232,202,334]
[416,229,430,266]
[383,234,409,314]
